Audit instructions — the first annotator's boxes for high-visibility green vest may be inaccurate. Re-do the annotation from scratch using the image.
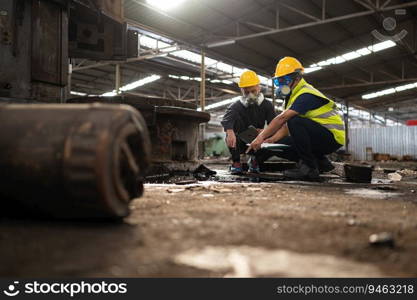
[285,78,346,145]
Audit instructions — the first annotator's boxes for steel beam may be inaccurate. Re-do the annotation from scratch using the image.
[319,77,417,90]
[204,1,417,47]
[279,2,320,22]
[242,21,275,31]
[72,49,177,71]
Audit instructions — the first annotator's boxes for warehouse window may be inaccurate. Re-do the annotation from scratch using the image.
[305,40,396,74]
[146,0,186,11]
[362,82,417,99]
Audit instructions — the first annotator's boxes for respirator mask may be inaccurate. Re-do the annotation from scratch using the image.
[245,92,259,104]
[273,74,297,99]
[241,91,264,107]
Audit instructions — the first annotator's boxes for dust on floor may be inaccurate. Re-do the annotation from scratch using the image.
[1,167,417,277]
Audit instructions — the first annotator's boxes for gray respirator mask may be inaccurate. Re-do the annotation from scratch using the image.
[241,91,264,107]
[244,92,259,104]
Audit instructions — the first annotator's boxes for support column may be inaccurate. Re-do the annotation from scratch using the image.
[194,84,198,107]
[200,50,206,111]
[344,100,350,153]
[115,64,121,93]
[67,61,72,101]
[199,50,206,157]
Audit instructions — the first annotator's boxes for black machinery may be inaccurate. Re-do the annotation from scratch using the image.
[0,0,209,219]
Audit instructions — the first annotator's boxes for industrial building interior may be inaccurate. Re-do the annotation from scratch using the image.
[1,0,417,278]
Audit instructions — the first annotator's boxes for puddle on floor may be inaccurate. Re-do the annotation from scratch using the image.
[345,188,401,199]
[174,246,382,277]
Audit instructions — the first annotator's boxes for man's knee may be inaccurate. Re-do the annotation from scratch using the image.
[287,115,305,130]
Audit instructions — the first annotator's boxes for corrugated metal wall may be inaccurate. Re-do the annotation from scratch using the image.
[349,126,417,160]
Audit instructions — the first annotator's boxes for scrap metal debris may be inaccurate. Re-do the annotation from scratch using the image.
[146,164,217,183]
[344,164,373,183]
[369,232,395,248]
[167,188,186,193]
[347,219,360,226]
[398,169,417,177]
[372,186,398,191]
[388,172,403,182]
[193,164,217,180]
[175,179,199,185]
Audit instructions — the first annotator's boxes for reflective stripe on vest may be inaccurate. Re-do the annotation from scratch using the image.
[285,78,346,145]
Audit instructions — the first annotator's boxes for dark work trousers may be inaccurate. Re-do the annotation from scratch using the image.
[228,138,251,163]
[227,118,265,163]
[255,116,342,168]
[228,132,275,163]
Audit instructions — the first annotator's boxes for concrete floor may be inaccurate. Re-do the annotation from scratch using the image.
[1,162,417,277]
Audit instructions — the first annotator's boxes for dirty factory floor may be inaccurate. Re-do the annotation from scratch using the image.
[1,161,417,278]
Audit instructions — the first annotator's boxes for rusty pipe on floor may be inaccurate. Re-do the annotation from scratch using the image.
[0,103,151,219]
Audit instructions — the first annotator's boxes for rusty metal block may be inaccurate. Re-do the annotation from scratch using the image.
[0,0,67,102]
[68,96,210,167]
[90,0,124,22]
[0,103,151,219]
[69,1,136,60]
[344,164,373,183]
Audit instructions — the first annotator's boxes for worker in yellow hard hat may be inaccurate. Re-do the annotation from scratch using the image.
[221,70,276,174]
[247,57,346,181]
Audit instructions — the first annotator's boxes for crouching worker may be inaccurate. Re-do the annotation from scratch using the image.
[221,70,276,174]
[247,57,345,181]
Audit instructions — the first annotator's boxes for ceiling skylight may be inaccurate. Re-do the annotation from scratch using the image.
[304,40,396,74]
[362,82,417,100]
[102,75,161,97]
[146,0,186,11]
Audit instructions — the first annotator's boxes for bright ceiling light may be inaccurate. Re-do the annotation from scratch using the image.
[305,40,396,74]
[304,66,323,74]
[198,97,240,111]
[102,75,161,97]
[146,0,186,11]
[102,91,118,97]
[70,91,87,96]
[120,75,161,92]
[362,82,417,99]
[369,40,396,52]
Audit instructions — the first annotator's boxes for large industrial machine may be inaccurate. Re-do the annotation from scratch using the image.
[0,0,210,219]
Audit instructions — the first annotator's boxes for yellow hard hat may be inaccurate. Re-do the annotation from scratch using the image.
[238,70,260,88]
[274,56,304,78]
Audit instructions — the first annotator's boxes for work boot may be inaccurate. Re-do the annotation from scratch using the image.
[284,162,320,181]
[317,157,335,173]
[229,162,243,175]
[247,156,260,173]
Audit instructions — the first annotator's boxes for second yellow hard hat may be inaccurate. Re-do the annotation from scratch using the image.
[239,70,260,88]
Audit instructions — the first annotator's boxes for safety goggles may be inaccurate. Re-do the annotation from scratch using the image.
[273,74,294,87]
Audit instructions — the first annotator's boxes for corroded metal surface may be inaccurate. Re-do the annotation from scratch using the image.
[0,0,68,102]
[69,1,137,60]
[68,96,211,165]
[0,103,151,219]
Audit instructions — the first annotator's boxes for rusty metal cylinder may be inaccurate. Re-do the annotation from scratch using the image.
[0,103,151,219]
